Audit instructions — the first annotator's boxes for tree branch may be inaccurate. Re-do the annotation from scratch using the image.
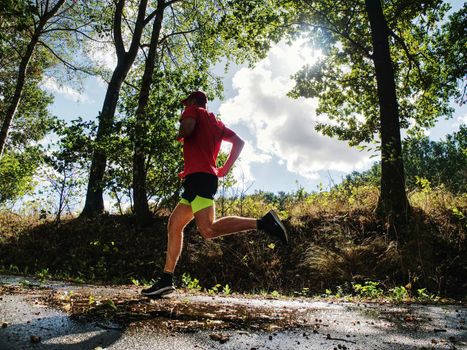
[114,0,126,57]
[38,40,96,76]
[127,0,149,55]
[388,27,423,79]
[143,0,181,25]
[165,0,182,7]
[122,10,136,38]
[123,79,141,92]
[42,27,108,43]
[158,27,199,45]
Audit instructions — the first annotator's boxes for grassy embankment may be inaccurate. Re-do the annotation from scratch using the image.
[0,185,465,300]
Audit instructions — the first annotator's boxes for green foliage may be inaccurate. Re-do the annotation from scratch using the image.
[0,148,42,203]
[403,126,466,194]
[181,272,202,291]
[388,286,409,302]
[130,277,140,286]
[217,0,293,63]
[207,283,222,295]
[353,281,384,299]
[222,284,232,295]
[116,64,199,212]
[289,0,461,144]
[35,268,50,283]
[40,118,94,218]
[341,127,467,194]
[0,0,84,149]
[100,0,296,214]
[416,288,438,302]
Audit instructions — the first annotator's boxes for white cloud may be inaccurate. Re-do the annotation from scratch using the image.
[85,40,117,71]
[221,141,271,184]
[219,40,373,181]
[42,76,91,103]
[453,113,467,127]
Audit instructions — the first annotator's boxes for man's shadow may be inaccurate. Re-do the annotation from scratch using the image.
[0,314,123,350]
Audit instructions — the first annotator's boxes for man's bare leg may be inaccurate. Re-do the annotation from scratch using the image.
[142,203,193,297]
[194,205,257,240]
[163,203,194,273]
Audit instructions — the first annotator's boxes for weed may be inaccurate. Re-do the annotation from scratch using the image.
[270,290,280,298]
[388,286,409,302]
[353,281,384,299]
[207,284,222,295]
[103,299,117,310]
[19,279,35,288]
[450,206,465,220]
[130,277,140,286]
[8,264,20,274]
[416,288,438,302]
[294,287,311,297]
[222,284,231,295]
[181,272,202,291]
[35,268,49,282]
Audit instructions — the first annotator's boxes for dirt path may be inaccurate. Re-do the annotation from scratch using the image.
[1,275,465,349]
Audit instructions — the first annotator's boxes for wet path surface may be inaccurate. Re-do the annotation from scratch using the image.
[1,275,465,349]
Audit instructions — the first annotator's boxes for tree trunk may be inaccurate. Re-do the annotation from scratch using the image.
[132,0,165,222]
[81,61,130,216]
[0,0,65,158]
[365,0,410,237]
[81,0,149,217]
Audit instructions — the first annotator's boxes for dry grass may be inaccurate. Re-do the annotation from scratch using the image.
[0,186,465,298]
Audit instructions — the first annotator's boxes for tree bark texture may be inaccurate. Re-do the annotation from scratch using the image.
[365,0,410,234]
[132,0,166,222]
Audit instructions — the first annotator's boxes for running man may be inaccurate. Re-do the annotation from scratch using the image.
[142,90,288,298]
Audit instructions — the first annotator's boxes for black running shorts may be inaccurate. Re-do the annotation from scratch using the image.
[181,172,219,202]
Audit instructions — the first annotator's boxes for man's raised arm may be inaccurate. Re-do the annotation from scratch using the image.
[217,134,245,177]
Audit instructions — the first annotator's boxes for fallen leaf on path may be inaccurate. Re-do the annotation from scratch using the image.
[210,333,230,344]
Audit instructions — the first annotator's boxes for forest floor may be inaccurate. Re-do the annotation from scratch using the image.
[1,275,466,350]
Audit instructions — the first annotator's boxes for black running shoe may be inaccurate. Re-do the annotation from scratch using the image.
[259,210,289,245]
[141,277,175,298]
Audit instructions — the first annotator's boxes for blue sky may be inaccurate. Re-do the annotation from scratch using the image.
[43,1,466,196]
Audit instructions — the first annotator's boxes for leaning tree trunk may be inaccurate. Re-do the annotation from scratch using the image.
[0,37,37,158]
[81,61,131,216]
[365,0,410,237]
[81,0,149,217]
[132,0,165,222]
[0,0,65,158]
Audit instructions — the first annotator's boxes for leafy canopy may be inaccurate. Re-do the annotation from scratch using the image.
[288,0,465,146]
